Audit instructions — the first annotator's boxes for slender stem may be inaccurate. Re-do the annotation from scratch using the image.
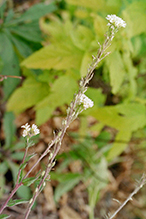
[24,125,69,218]
[0,75,22,81]
[16,146,28,184]
[108,174,146,219]
[0,182,22,214]
[22,135,58,180]
[0,145,29,213]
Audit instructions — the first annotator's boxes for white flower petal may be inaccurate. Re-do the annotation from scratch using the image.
[106,14,126,28]
[79,94,94,110]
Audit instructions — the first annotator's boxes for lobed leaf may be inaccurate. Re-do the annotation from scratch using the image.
[36,75,78,125]
[9,22,42,42]
[7,77,50,114]
[122,1,146,38]
[21,42,83,70]
[90,103,146,159]
[16,2,57,23]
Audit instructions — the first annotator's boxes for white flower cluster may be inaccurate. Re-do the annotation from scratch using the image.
[79,94,94,110]
[106,14,126,29]
[21,123,40,137]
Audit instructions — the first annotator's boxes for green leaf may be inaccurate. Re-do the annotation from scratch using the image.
[36,106,54,126]
[7,77,49,114]
[10,22,42,42]
[22,177,36,186]
[16,185,31,199]
[0,57,4,71]
[11,152,24,161]
[7,199,28,207]
[6,159,31,200]
[7,160,31,199]
[0,31,20,99]
[0,1,7,20]
[22,17,84,70]
[10,35,33,58]
[122,51,138,99]
[0,214,10,219]
[107,129,131,160]
[3,112,16,148]
[66,0,121,13]
[87,157,108,219]
[85,87,105,107]
[95,131,111,148]
[3,52,20,99]
[90,103,146,159]
[21,42,83,70]
[5,9,14,23]
[36,75,78,125]
[0,174,5,198]
[52,173,81,202]
[80,52,92,77]
[19,163,27,171]
[16,2,57,22]
[106,50,126,94]
[25,153,37,163]
[0,161,8,174]
[70,25,94,51]
[0,31,14,63]
[122,1,146,38]
[93,14,107,40]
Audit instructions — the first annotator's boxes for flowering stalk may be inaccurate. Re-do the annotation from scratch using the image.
[0,15,127,218]
[0,124,40,214]
[106,174,146,219]
[23,15,126,218]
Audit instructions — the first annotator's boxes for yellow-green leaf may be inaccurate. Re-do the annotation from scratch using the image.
[36,75,78,125]
[21,43,83,71]
[80,52,92,77]
[106,50,126,94]
[122,1,146,38]
[93,14,107,40]
[90,103,146,159]
[7,78,49,114]
[70,25,94,51]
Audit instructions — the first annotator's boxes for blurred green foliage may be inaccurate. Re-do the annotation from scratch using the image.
[0,0,57,99]
[0,0,57,200]
[51,134,110,219]
[0,0,146,217]
[7,0,146,159]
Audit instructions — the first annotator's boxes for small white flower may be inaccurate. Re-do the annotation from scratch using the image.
[21,123,31,137]
[106,14,126,29]
[21,123,30,130]
[79,94,94,110]
[21,123,40,137]
[22,129,29,138]
[31,124,40,135]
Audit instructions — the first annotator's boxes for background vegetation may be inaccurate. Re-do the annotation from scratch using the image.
[0,0,146,218]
